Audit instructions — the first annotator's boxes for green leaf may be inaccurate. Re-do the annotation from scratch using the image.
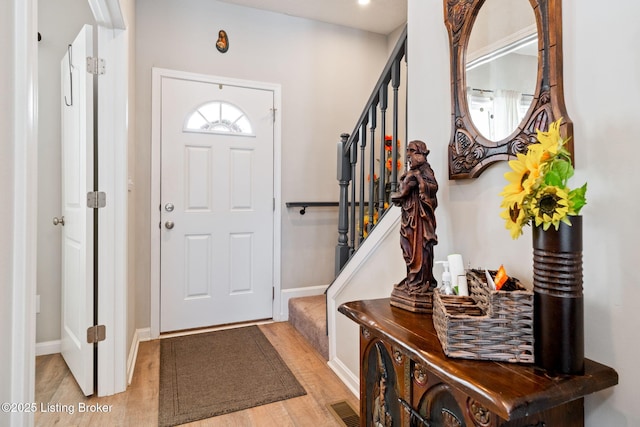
[558,159,574,179]
[544,170,563,187]
[569,183,587,214]
[545,159,573,187]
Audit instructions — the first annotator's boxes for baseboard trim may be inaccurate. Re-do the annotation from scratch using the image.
[328,357,359,397]
[35,340,61,356]
[127,328,151,385]
[278,285,328,321]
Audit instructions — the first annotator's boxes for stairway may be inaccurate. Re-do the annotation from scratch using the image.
[288,295,329,360]
[287,29,407,367]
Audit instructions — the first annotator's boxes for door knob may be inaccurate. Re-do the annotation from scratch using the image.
[165,203,174,212]
[165,221,175,230]
[53,216,65,226]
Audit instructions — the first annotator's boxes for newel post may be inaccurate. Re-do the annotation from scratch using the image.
[335,133,352,275]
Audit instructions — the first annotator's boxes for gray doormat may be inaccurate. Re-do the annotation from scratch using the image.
[159,326,306,426]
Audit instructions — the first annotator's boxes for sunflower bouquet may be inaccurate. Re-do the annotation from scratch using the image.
[500,118,587,239]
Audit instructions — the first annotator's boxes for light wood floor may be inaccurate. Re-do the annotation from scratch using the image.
[35,322,359,426]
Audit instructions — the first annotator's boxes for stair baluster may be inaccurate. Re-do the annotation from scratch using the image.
[368,104,377,236]
[378,86,388,213]
[358,122,367,244]
[390,59,401,193]
[349,137,357,255]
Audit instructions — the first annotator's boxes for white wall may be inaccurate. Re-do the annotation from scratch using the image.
[327,207,405,394]
[409,0,639,424]
[36,0,94,343]
[134,0,390,328]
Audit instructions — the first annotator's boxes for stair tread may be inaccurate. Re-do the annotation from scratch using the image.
[288,295,328,360]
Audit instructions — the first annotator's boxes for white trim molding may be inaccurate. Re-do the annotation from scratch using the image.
[126,328,151,385]
[327,357,360,397]
[35,341,61,357]
[278,285,328,321]
[150,68,282,338]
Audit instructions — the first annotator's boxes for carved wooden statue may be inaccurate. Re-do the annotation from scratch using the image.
[390,140,438,313]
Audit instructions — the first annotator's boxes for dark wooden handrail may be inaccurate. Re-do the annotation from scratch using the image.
[286,201,373,215]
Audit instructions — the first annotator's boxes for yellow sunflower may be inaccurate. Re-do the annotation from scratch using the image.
[533,118,563,158]
[499,117,586,240]
[523,144,544,182]
[531,185,570,230]
[500,153,530,207]
[500,200,528,239]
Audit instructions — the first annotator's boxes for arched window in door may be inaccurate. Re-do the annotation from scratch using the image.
[184,101,253,135]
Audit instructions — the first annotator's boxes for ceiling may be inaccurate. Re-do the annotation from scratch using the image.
[217,0,407,35]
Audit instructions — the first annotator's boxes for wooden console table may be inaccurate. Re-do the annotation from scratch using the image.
[339,298,618,427]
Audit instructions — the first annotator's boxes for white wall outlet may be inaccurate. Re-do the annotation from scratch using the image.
[36,295,40,314]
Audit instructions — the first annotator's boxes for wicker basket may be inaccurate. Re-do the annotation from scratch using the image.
[432,269,534,363]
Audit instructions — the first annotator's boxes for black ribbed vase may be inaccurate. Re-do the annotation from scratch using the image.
[532,215,584,375]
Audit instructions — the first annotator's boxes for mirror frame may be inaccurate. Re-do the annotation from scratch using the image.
[444,0,573,179]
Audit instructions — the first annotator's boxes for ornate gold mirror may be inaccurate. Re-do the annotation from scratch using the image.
[445,0,573,179]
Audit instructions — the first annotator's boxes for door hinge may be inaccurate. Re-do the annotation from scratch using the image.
[87,325,106,344]
[87,191,106,208]
[272,287,275,301]
[86,57,105,75]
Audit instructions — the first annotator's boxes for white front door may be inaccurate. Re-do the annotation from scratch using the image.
[160,76,275,332]
[60,24,95,396]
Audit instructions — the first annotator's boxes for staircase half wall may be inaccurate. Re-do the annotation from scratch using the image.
[326,206,406,395]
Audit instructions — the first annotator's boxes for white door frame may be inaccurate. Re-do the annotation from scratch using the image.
[150,68,282,339]
[10,0,128,420]
[10,1,39,425]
